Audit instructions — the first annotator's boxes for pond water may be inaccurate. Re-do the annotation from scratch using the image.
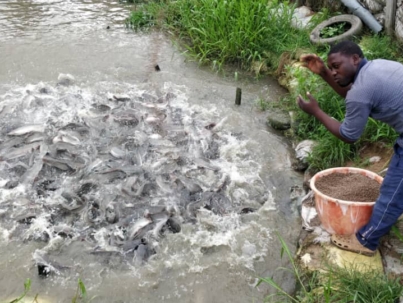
[0,1,303,302]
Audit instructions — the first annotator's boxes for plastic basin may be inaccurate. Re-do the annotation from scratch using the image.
[310,167,383,235]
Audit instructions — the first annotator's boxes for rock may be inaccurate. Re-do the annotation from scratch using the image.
[266,109,291,130]
[291,6,314,29]
[369,156,381,163]
[292,140,317,171]
[359,0,383,14]
[374,12,385,26]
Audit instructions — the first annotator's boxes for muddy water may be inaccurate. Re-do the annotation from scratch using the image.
[0,1,303,302]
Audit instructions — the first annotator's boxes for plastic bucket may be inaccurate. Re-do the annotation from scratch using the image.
[310,167,383,235]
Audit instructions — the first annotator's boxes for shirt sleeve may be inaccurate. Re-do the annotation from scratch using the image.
[339,100,372,142]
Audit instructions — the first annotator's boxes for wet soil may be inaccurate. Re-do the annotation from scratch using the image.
[315,172,381,202]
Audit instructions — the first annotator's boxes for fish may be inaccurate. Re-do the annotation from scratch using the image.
[105,203,118,224]
[53,130,81,146]
[155,175,174,193]
[129,217,152,240]
[193,157,219,171]
[0,137,25,151]
[25,132,44,143]
[53,224,79,238]
[84,158,103,174]
[48,142,80,156]
[110,147,126,159]
[84,204,101,224]
[20,143,48,184]
[0,142,41,161]
[176,176,203,194]
[112,112,139,126]
[90,103,111,113]
[112,95,131,102]
[59,191,84,211]
[150,215,169,239]
[7,124,45,136]
[122,239,143,254]
[42,155,72,171]
[60,122,89,132]
[133,244,154,265]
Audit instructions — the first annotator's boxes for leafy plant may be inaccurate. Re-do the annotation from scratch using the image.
[320,22,349,38]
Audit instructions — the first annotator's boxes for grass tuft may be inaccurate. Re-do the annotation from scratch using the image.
[258,234,403,302]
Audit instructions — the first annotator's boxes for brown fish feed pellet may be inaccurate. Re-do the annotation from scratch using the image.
[315,172,381,202]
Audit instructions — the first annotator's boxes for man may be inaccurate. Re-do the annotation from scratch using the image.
[298,40,403,256]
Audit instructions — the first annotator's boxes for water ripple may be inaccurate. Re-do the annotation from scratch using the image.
[0,0,131,41]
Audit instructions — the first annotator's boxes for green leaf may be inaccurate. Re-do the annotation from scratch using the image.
[78,279,87,298]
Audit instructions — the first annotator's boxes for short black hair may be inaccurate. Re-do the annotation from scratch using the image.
[328,40,364,58]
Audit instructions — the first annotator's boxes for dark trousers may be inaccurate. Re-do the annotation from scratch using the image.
[357,143,403,250]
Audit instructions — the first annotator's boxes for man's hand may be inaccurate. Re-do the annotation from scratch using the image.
[297,92,320,116]
[300,54,326,76]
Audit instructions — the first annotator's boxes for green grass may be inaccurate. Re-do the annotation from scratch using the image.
[8,278,93,303]
[8,279,33,303]
[126,0,327,71]
[258,234,403,303]
[125,0,402,169]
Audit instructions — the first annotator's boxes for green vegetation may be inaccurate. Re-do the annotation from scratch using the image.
[258,234,403,302]
[71,278,94,303]
[8,279,34,303]
[126,0,329,69]
[125,0,403,170]
[8,278,92,303]
[320,22,349,38]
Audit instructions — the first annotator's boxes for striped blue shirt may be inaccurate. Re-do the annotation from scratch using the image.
[340,59,403,146]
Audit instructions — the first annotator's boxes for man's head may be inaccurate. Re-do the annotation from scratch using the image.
[327,41,364,87]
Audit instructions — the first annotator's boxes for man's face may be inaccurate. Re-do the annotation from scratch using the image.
[327,52,360,87]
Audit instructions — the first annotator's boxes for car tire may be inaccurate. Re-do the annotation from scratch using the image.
[310,14,363,45]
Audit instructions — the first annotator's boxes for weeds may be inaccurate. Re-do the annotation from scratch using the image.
[71,278,88,303]
[125,9,155,29]
[8,279,34,303]
[258,233,403,302]
[391,220,403,243]
[7,278,93,303]
[257,232,310,303]
[325,267,403,303]
[255,98,272,111]
[320,22,349,39]
[360,34,403,63]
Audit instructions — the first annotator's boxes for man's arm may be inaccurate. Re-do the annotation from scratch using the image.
[297,93,354,144]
